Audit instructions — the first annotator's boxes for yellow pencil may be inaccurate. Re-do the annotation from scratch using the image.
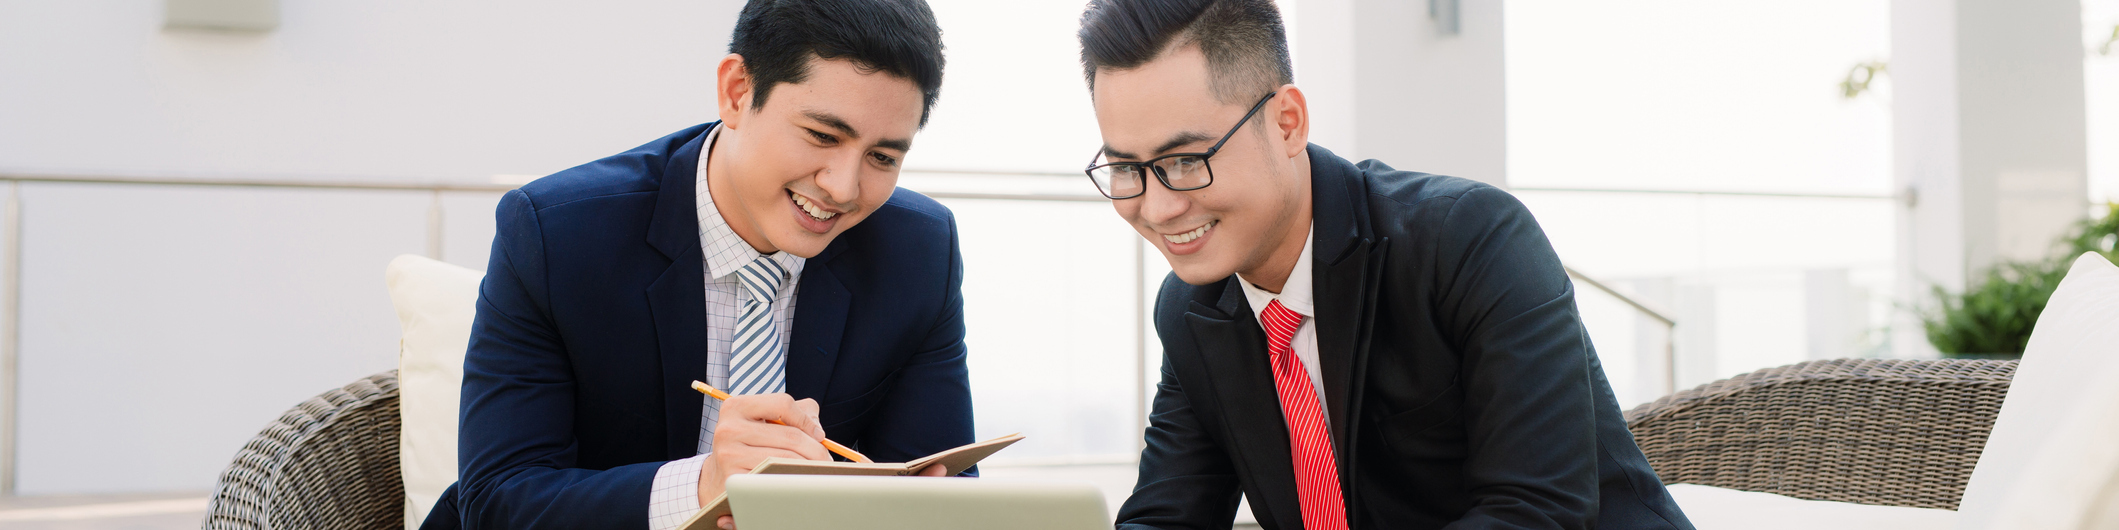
[691,380,874,463]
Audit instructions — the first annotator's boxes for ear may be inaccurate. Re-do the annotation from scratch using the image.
[715,54,755,129]
[1272,84,1310,159]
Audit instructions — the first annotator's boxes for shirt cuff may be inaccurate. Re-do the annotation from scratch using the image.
[648,453,710,530]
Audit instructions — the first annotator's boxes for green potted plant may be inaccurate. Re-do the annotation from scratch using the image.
[1921,202,2119,358]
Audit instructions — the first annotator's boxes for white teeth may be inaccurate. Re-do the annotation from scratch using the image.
[1163,221,1216,244]
[792,193,837,220]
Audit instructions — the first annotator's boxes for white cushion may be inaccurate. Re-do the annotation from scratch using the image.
[386,255,483,529]
[1989,376,2119,530]
[1959,252,2119,530]
[1667,483,1958,530]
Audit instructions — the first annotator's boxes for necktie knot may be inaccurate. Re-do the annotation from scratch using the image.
[736,256,786,302]
[1260,299,1306,353]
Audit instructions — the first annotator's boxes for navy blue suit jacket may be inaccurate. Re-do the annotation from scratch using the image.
[1116,145,1690,529]
[435,123,974,529]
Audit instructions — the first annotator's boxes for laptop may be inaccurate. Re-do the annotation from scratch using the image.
[723,475,1112,530]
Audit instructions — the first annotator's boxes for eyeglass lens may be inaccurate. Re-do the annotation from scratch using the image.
[1091,155,1210,198]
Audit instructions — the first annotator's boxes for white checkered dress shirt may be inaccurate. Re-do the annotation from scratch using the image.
[645,126,807,529]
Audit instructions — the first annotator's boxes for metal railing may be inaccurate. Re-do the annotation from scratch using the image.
[1515,185,1899,399]
[0,169,1781,493]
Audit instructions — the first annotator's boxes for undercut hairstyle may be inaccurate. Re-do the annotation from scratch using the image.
[1077,0,1292,104]
[729,0,947,126]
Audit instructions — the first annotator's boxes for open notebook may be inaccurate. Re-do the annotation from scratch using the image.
[679,433,1026,530]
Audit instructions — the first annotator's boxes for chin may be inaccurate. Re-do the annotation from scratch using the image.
[1167,258,1238,286]
[768,231,831,259]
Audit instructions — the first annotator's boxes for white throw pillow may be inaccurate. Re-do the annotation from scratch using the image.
[1667,484,1958,530]
[386,255,483,530]
[1956,252,2119,530]
[1988,375,2119,530]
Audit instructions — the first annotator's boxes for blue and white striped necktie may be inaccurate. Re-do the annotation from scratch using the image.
[727,255,788,396]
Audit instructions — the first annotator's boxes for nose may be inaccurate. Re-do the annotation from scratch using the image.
[815,152,863,206]
[1135,176,1190,227]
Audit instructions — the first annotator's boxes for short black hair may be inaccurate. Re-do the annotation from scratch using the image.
[1077,0,1291,104]
[729,0,946,126]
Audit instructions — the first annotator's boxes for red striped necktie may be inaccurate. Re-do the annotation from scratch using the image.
[1259,299,1349,530]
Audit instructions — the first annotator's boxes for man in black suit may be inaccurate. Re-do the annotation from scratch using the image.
[1075,1,1694,528]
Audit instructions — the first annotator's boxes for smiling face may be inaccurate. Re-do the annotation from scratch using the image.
[707,54,925,258]
[1092,44,1312,288]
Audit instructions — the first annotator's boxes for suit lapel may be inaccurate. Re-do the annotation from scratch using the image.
[786,243,852,401]
[1313,236,1386,517]
[644,125,713,460]
[1315,239,1382,448]
[1186,280,1305,530]
[1307,143,1386,519]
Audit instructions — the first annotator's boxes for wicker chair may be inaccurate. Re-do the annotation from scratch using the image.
[195,359,2010,527]
[1624,358,2016,510]
[203,370,406,530]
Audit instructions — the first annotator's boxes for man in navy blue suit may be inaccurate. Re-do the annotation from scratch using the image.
[424,1,969,529]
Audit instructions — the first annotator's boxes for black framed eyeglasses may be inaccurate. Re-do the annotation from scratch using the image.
[1085,91,1278,200]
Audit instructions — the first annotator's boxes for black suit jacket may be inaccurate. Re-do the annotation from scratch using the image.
[1116,145,1692,530]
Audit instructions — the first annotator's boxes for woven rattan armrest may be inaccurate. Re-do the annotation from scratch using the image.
[203,370,404,530]
[1623,358,2014,509]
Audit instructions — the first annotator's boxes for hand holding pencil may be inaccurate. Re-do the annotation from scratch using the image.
[690,381,924,530]
[692,381,872,463]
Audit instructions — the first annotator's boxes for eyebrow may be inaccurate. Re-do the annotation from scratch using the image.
[804,109,914,152]
[1102,130,1215,161]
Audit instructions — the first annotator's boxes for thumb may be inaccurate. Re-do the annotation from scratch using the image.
[787,398,825,440]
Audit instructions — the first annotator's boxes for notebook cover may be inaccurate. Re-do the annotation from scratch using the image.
[678,433,1024,529]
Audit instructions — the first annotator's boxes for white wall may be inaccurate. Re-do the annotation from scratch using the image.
[0,0,738,182]
[1296,0,1509,186]
[0,0,742,494]
[15,184,429,494]
[1506,0,1894,195]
